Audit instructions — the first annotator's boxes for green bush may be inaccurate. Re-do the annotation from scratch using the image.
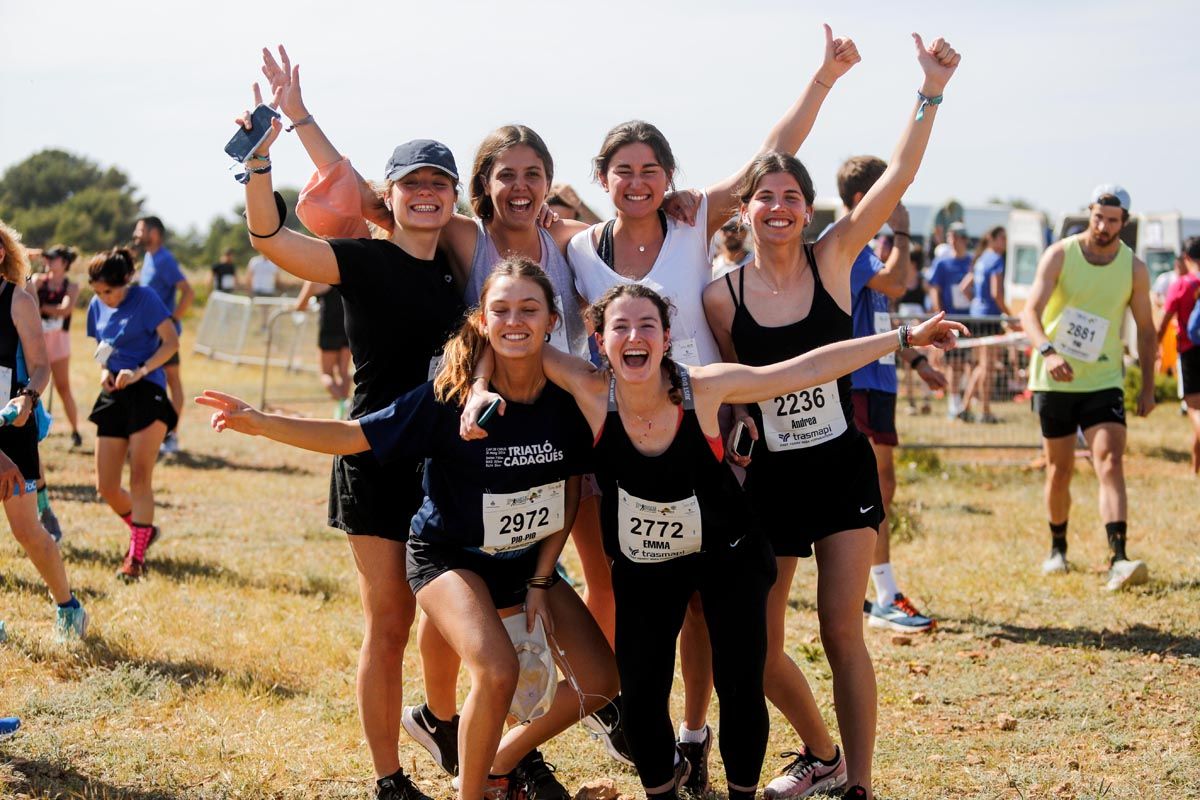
[1124,367,1177,411]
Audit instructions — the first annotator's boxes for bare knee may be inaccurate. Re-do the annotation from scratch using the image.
[1094,448,1123,479]
[8,518,45,549]
[1046,459,1073,489]
[128,464,154,493]
[819,615,866,663]
[362,614,412,660]
[470,649,519,700]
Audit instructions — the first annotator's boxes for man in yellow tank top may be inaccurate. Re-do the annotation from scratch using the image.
[1020,185,1157,591]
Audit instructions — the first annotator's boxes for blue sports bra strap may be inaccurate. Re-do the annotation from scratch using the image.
[676,363,695,410]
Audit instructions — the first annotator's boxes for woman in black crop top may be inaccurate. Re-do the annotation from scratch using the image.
[699,35,961,800]
[33,246,81,444]
[469,283,965,800]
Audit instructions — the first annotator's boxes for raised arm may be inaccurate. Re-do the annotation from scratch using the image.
[238,84,341,285]
[866,205,912,298]
[701,312,967,405]
[704,24,861,237]
[196,389,369,454]
[819,34,961,268]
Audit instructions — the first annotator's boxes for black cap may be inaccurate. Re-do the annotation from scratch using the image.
[42,246,75,262]
[384,140,459,182]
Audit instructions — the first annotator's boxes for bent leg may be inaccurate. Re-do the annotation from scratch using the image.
[417,569,516,800]
[572,495,615,645]
[1085,423,1127,525]
[419,612,462,721]
[127,422,167,525]
[94,437,131,515]
[6,491,71,603]
[50,358,79,433]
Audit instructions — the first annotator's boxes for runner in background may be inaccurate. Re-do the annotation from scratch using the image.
[961,226,1009,423]
[898,246,933,414]
[1156,236,1200,472]
[133,217,192,455]
[86,249,179,581]
[927,221,973,418]
[295,280,351,420]
[1021,185,1157,590]
[32,246,81,447]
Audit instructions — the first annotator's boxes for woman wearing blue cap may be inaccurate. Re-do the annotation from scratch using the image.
[235,85,464,800]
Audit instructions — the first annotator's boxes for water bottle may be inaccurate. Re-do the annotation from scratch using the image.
[0,403,19,427]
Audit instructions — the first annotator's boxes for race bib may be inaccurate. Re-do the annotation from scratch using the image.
[1053,306,1110,363]
[480,480,565,554]
[951,283,969,311]
[428,354,444,382]
[0,366,10,402]
[671,337,700,367]
[874,311,895,365]
[617,487,702,563]
[547,295,570,354]
[93,340,114,367]
[758,380,846,452]
[41,317,63,333]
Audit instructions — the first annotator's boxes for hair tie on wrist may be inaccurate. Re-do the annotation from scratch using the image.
[285,114,314,132]
[247,191,288,239]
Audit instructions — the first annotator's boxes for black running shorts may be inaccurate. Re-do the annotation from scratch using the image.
[405,535,539,610]
[1032,388,1126,439]
[89,381,178,439]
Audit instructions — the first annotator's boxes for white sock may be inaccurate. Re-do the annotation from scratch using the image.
[678,723,708,743]
[872,563,900,607]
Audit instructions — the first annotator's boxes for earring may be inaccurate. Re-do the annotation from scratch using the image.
[544,332,552,343]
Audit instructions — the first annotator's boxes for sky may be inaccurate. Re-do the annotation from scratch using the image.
[3,0,1197,236]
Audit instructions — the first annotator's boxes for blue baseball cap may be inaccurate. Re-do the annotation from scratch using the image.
[384,139,459,182]
[1091,183,1130,212]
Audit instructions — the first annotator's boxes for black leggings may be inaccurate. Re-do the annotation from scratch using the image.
[611,534,776,790]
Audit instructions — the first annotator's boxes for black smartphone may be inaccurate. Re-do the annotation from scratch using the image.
[478,398,503,429]
[732,421,754,458]
[224,104,281,162]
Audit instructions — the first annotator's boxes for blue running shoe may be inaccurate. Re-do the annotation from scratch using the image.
[55,603,89,643]
[0,717,19,739]
[864,594,935,633]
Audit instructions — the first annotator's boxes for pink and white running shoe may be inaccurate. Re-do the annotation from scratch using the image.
[763,746,847,799]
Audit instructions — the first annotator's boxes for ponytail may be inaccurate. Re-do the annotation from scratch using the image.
[433,309,487,408]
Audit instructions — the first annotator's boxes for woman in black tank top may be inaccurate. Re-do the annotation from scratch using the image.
[700,36,962,796]
[481,283,963,800]
[0,223,87,639]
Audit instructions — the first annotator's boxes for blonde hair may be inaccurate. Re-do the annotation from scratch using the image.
[0,219,31,284]
[433,256,559,408]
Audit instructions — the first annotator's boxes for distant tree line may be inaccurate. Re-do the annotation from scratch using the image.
[0,149,308,270]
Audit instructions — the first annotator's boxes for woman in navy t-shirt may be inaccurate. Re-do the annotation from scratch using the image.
[198,259,617,800]
[85,248,179,581]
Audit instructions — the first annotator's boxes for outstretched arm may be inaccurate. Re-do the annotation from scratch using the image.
[196,390,369,454]
[704,24,861,237]
[819,33,961,268]
[702,313,968,405]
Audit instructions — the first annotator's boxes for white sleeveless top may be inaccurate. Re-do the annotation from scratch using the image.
[568,193,719,367]
[466,219,588,359]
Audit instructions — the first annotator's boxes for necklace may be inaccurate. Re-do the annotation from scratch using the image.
[754,256,807,295]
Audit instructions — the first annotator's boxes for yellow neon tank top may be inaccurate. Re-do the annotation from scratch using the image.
[1029,236,1132,392]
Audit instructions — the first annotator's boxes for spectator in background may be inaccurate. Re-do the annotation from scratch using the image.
[546,183,602,224]
[1157,237,1200,473]
[711,218,753,280]
[899,246,933,414]
[248,252,279,297]
[132,216,192,454]
[1151,253,1184,308]
[927,221,974,417]
[961,226,1008,423]
[210,249,238,293]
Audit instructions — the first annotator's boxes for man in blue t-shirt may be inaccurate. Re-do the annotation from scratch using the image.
[834,155,949,634]
[927,221,975,417]
[133,216,194,453]
[962,226,1009,422]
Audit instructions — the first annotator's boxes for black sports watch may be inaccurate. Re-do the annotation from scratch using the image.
[1038,342,1056,357]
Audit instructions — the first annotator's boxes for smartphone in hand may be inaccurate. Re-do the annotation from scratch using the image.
[732,421,754,459]
[478,398,503,429]
[224,104,281,163]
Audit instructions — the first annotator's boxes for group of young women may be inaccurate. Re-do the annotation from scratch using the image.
[204,27,961,800]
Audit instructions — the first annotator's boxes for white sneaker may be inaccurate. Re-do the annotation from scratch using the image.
[1105,559,1148,591]
[1041,551,1068,575]
[947,395,963,417]
[159,431,180,455]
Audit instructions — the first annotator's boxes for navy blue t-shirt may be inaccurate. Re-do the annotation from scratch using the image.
[848,244,897,393]
[970,250,1005,316]
[86,286,172,389]
[361,381,592,556]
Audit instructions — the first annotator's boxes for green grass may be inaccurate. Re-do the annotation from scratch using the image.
[2,318,1198,799]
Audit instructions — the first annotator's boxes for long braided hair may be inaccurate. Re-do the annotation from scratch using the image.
[586,283,684,406]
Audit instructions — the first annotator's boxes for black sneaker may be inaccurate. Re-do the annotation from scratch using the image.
[70,431,83,448]
[840,786,868,800]
[376,769,433,800]
[672,745,693,794]
[484,774,527,800]
[514,749,569,800]
[676,726,711,796]
[581,697,635,767]
[402,702,460,776]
